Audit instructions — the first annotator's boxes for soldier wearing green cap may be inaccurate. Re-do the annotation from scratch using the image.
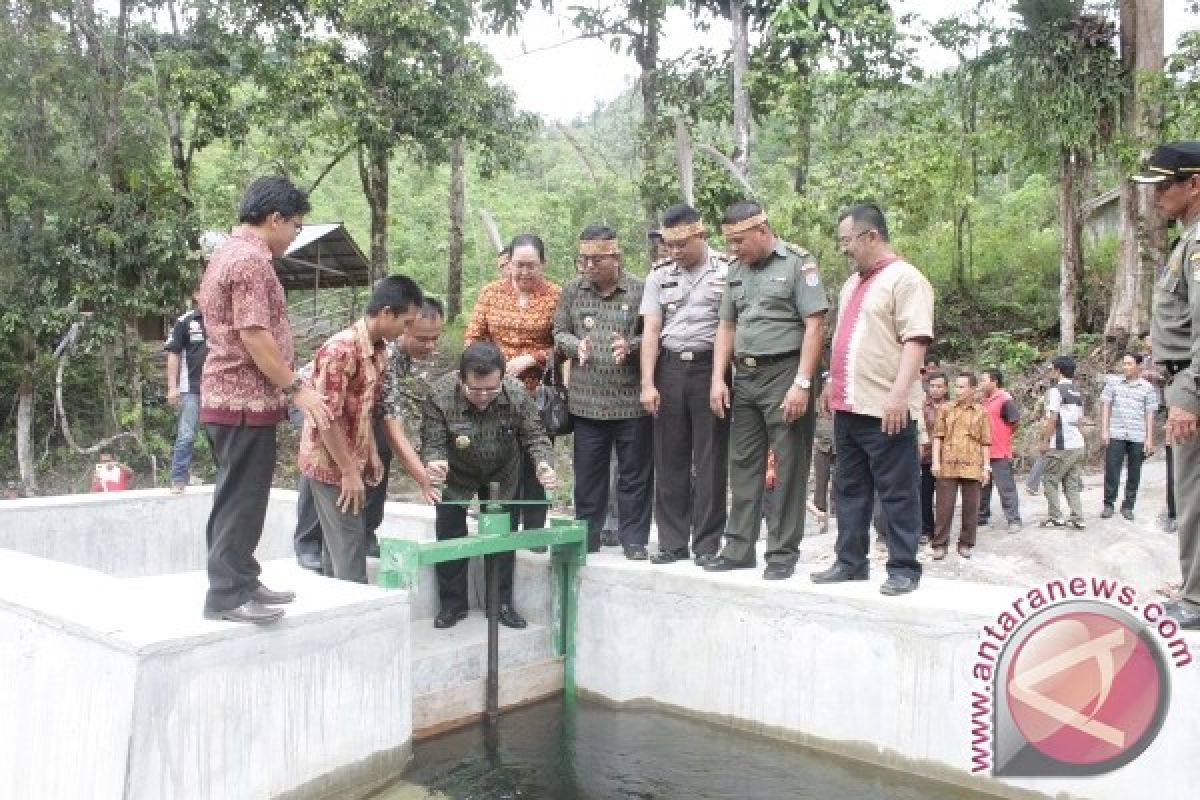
[1133,141,1200,630]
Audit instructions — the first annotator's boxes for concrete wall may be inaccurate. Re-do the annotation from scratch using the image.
[574,559,1200,800]
[0,550,415,800]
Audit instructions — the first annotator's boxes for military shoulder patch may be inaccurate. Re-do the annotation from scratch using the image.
[784,242,813,260]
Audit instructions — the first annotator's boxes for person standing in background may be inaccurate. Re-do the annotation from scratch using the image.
[978,368,1023,533]
[164,294,207,494]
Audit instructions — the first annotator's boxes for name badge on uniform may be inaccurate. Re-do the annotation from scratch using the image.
[621,304,630,312]
[661,281,679,289]
[455,435,471,449]
[583,316,595,330]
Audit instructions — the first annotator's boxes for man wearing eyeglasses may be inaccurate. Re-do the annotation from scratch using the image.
[1134,141,1200,630]
[706,200,829,581]
[555,225,652,558]
[811,203,934,596]
[422,342,557,630]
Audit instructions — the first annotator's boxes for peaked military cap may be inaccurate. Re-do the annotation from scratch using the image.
[1130,141,1200,184]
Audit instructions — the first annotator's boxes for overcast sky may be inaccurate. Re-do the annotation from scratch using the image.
[480,0,1200,121]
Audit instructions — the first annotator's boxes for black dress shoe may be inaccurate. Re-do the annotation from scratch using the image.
[297,552,322,571]
[434,608,468,629]
[600,529,620,547]
[810,563,869,584]
[623,545,649,561]
[250,585,296,605]
[763,562,795,580]
[496,604,527,629]
[204,600,285,625]
[703,556,756,572]
[693,552,719,567]
[1164,601,1200,630]
[651,549,688,564]
[879,574,920,596]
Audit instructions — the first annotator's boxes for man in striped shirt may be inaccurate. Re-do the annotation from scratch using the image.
[1099,353,1158,520]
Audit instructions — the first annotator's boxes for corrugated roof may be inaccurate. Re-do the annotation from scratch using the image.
[278,223,370,290]
[203,223,370,290]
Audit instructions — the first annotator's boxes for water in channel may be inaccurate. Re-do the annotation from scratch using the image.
[366,698,991,800]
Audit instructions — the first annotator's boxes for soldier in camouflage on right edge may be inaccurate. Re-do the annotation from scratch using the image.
[1133,141,1200,630]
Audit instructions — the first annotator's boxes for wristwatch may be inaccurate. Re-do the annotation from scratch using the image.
[282,375,305,397]
[793,375,812,390]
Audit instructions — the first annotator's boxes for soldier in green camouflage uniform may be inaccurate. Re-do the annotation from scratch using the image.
[423,342,555,630]
[706,201,829,581]
[1134,142,1200,630]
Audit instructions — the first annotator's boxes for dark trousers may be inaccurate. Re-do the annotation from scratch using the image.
[294,418,387,561]
[1103,439,1145,510]
[310,478,368,583]
[435,493,516,614]
[204,423,277,612]
[932,477,981,548]
[652,354,729,558]
[1167,444,1176,519]
[831,412,922,580]
[573,415,654,551]
[723,357,815,565]
[516,450,549,531]
[813,448,835,514]
[920,463,936,536]
[979,458,1021,524]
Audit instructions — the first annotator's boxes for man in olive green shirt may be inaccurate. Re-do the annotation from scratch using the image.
[707,201,829,580]
[1134,141,1200,630]
[423,342,557,630]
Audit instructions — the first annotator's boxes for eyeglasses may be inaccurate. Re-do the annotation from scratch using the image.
[576,255,617,269]
[510,261,542,272]
[836,230,873,248]
[461,382,502,397]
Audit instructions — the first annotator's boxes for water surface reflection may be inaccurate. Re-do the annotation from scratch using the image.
[369,699,989,800]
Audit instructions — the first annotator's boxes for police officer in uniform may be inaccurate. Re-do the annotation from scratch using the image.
[1133,142,1200,630]
[640,204,731,565]
[706,201,829,580]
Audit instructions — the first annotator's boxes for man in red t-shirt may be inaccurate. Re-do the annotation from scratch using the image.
[978,369,1023,533]
[196,177,331,625]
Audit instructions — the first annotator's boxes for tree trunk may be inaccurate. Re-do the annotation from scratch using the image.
[122,315,146,447]
[791,70,815,193]
[673,116,695,206]
[447,136,466,322]
[16,345,38,494]
[730,0,750,179]
[635,10,661,228]
[1107,0,1165,345]
[1058,148,1086,352]
[359,139,390,284]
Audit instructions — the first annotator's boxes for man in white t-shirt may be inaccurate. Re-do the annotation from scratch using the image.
[1039,355,1086,529]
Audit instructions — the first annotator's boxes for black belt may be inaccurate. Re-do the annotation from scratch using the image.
[661,348,713,365]
[1158,359,1191,377]
[738,350,800,369]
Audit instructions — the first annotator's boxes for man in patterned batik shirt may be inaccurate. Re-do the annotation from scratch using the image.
[554,225,653,558]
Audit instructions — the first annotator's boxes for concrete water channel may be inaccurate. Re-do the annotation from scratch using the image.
[1,487,1195,799]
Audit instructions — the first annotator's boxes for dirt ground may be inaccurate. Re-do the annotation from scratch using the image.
[800,455,1181,597]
